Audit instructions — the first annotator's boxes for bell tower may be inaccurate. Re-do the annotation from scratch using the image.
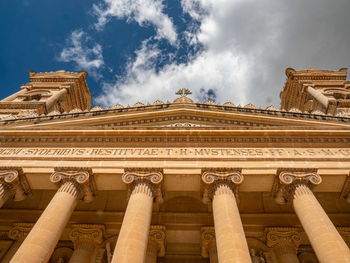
[0,70,92,118]
[280,67,350,116]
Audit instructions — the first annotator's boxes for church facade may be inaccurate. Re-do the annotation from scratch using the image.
[0,68,349,262]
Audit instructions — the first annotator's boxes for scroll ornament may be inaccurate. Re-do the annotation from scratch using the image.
[200,227,216,258]
[266,227,302,252]
[69,224,105,247]
[148,225,166,257]
[273,170,322,204]
[0,168,31,202]
[50,168,96,202]
[202,170,243,203]
[122,169,163,203]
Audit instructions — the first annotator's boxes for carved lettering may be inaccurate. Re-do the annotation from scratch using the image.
[0,147,349,159]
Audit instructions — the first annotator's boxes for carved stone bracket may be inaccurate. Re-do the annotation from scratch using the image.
[148,225,166,257]
[272,169,321,204]
[69,224,105,248]
[0,167,31,202]
[200,227,216,258]
[122,169,164,203]
[201,169,243,203]
[50,167,96,202]
[8,223,34,241]
[265,227,302,252]
[340,175,350,203]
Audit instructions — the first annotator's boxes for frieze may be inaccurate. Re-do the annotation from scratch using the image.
[0,147,350,160]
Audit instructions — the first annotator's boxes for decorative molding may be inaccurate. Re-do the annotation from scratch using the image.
[69,224,105,248]
[8,223,34,240]
[122,169,163,203]
[272,169,321,204]
[0,167,31,202]
[200,227,216,258]
[50,167,96,202]
[201,169,243,203]
[148,225,166,257]
[265,227,302,252]
[340,175,350,204]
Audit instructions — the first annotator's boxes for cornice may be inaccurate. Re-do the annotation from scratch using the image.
[2,102,350,128]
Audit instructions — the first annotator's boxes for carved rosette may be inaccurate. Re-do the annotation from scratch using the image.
[272,169,321,204]
[122,169,163,203]
[340,175,350,204]
[50,167,96,202]
[69,224,105,248]
[265,227,302,253]
[201,169,243,203]
[0,167,31,202]
[200,227,216,258]
[8,223,33,241]
[148,225,166,257]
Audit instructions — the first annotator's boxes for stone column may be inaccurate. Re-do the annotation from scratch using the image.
[68,224,105,263]
[338,227,350,248]
[202,170,251,263]
[200,227,218,263]
[10,168,96,263]
[0,168,31,208]
[111,169,163,263]
[273,170,350,263]
[266,227,301,263]
[1,223,33,263]
[146,225,166,263]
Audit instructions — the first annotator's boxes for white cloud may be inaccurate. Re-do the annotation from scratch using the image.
[95,40,250,106]
[58,30,104,79]
[94,0,350,107]
[93,0,177,44]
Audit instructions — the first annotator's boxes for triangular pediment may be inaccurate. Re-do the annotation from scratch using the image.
[3,103,350,130]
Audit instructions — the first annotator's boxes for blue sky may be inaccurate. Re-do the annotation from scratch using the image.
[1,0,350,108]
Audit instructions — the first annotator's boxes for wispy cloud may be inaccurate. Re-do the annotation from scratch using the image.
[58,30,104,79]
[93,0,177,44]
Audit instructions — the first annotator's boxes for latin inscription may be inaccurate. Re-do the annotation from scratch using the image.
[0,148,349,159]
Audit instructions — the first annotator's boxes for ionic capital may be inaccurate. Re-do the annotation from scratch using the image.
[0,167,31,202]
[200,227,216,258]
[69,224,105,248]
[8,223,33,241]
[148,225,166,257]
[272,169,321,204]
[201,169,243,203]
[50,167,96,202]
[265,227,302,252]
[341,175,350,204]
[122,169,163,202]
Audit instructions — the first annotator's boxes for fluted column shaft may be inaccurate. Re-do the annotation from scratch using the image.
[111,183,154,263]
[145,242,158,263]
[10,182,78,263]
[208,245,218,263]
[69,241,95,263]
[212,184,251,263]
[0,182,10,208]
[293,184,350,263]
[273,245,300,263]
